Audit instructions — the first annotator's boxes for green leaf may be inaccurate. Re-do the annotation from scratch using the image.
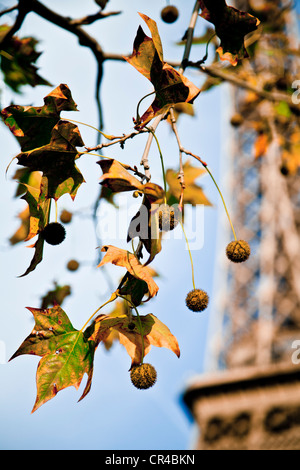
[0,25,51,93]
[10,305,95,413]
[40,283,71,309]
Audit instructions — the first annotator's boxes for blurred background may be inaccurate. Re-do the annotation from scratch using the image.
[0,0,299,450]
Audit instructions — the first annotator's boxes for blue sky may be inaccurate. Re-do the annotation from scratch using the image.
[0,0,225,450]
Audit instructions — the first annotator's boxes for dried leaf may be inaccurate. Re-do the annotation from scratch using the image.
[166,162,212,206]
[88,311,180,366]
[98,245,159,299]
[98,159,144,193]
[125,13,201,128]
[16,120,85,200]
[199,0,260,66]
[1,84,78,152]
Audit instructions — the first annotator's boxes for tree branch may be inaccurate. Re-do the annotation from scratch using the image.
[70,10,122,26]
[198,63,294,106]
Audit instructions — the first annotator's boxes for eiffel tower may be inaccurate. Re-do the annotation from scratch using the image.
[183,0,300,450]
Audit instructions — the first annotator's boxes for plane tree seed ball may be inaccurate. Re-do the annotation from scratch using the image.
[41,223,66,245]
[226,240,251,263]
[60,210,72,224]
[185,289,209,312]
[158,204,180,231]
[130,363,157,390]
[161,6,179,23]
[67,260,80,271]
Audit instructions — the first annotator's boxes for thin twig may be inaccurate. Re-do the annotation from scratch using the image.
[85,129,148,152]
[198,63,294,106]
[139,0,202,182]
[70,10,121,26]
[0,4,18,17]
[169,108,185,209]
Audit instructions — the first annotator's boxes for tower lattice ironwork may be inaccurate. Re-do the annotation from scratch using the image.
[183,0,300,450]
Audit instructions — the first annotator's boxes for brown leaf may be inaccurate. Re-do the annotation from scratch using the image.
[125,13,201,129]
[98,159,144,193]
[98,245,159,299]
[166,161,212,206]
[199,0,260,66]
[87,311,180,366]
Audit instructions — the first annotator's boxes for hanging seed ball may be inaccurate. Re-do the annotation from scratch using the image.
[130,363,157,390]
[41,222,66,245]
[185,289,209,312]
[158,204,180,231]
[67,259,80,272]
[230,113,244,127]
[60,209,72,224]
[226,240,251,263]
[161,5,179,23]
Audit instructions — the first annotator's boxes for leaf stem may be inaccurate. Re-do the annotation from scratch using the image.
[145,126,167,203]
[180,221,196,290]
[55,200,58,223]
[67,118,115,140]
[117,294,145,364]
[80,292,117,333]
[205,166,237,241]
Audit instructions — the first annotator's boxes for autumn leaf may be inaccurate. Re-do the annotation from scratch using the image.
[199,0,260,66]
[127,195,162,266]
[16,120,85,200]
[0,25,51,93]
[9,205,30,245]
[1,84,78,152]
[9,169,42,245]
[98,158,164,203]
[20,178,49,242]
[98,245,159,299]
[88,311,180,366]
[98,159,144,193]
[119,273,151,306]
[125,13,201,128]
[10,305,95,412]
[282,130,300,175]
[40,283,71,309]
[166,161,212,206]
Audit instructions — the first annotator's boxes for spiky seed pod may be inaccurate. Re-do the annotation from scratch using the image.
[226,240,251,263]
[41,222,66,246]
[185,289,209,312]
[130,363,157,390]
[161,6,179,23]
[67,259,80,271]
[158,204,180,231]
